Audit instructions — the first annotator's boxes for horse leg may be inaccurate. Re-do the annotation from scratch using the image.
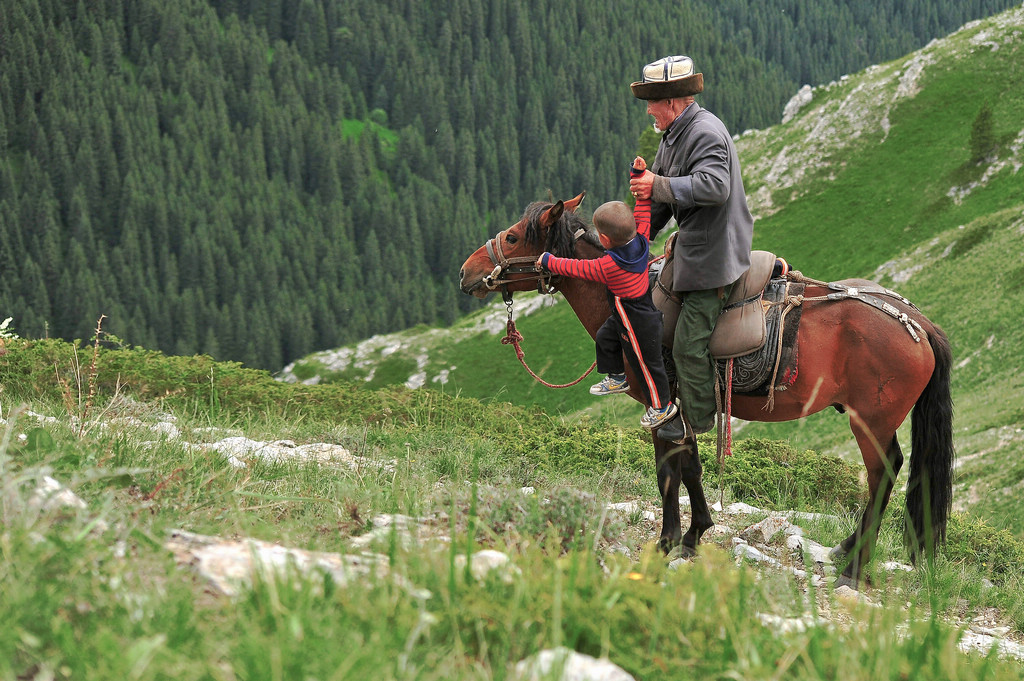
[653,436,683,552]
[677,434,715,556]
[654,432,714,557]
[833,429,904,588]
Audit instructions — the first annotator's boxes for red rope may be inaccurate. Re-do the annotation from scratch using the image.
[501,318,596,388]
[724,357,734,456]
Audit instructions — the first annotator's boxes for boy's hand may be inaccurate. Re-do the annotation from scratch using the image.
[535,255,546,270]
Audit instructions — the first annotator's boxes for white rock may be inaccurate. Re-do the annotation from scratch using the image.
[350,514,430,549]
[29,476,87,512]
[757,612,823,634]
[150,421,180,439]
[604,501,657,523]
[786,510,842,523]
[958,630,1024,660]
[732,540,783,569]
[723,501,762,515]
[785,534,833,564]
[740,515,795,544]
[782,84,813,123]
[191,436,394,472]
[513,647,635,681]
[165,529,430,599]
[454,550,520,583]
[834,585,880,607]
[24,410,59,425]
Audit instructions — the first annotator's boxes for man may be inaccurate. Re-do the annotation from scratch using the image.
[628,55,754,435]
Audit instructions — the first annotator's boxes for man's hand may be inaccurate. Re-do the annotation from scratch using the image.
[629,170,655,200]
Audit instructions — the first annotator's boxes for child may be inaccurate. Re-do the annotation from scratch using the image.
[535,157,677,430]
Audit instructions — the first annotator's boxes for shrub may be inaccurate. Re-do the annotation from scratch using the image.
[943,512,1024,577]
[500,423,654,477]
[481,486,625,551]
[700,437,863,512]
[0,337,552,438]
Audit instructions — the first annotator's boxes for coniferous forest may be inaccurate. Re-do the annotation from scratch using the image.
[1,0,1017,369]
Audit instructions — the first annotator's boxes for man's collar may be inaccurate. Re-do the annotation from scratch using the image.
[664,102,701,145]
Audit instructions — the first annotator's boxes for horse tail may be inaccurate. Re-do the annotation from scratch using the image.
[905,322,955,563]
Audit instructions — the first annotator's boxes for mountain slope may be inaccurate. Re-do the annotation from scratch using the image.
[282,7,1024,534]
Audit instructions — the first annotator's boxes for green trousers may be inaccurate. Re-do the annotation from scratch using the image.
[672,284,733,434]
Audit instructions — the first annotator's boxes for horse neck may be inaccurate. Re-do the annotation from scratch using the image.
[555,241,611,340]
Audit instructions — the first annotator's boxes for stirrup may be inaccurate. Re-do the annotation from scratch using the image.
[656,413,688,443]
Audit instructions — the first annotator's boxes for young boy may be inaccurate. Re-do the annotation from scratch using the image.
[535,157,677,430]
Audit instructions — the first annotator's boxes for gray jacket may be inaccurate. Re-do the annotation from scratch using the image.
[650,103,754,291]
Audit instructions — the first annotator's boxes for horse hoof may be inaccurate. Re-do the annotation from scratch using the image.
[834,574,859,590]
[829,544,847,562]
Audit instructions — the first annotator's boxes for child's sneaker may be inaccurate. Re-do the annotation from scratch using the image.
[640,402,679,429]
[589,374,630,395]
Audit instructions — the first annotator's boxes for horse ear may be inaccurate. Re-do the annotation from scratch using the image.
[540,200,565,227]
[564,191,586,213]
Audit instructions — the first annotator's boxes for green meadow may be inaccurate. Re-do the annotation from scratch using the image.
[3,335,1024,679]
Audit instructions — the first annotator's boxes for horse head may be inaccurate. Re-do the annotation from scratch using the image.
[459,192,593,299]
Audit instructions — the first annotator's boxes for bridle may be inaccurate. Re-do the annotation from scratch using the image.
[477,222,598,388]
[482,225,560,300]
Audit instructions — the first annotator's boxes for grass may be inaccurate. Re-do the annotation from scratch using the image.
[3,338,1024,679]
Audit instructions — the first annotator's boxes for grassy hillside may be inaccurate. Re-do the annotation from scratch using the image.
[283,7,1024,537]
[722,7,1024,538]
[3,336,1024,678]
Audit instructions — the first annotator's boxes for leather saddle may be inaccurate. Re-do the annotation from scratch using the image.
[652,249,778,359]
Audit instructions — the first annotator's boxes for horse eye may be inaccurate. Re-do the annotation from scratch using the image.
[505,234,518,244]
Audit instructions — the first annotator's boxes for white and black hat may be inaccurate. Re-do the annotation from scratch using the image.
[630,55,704,100]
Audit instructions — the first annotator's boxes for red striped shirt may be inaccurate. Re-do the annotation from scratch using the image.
[542,194,653,299]
[542,252,649,299]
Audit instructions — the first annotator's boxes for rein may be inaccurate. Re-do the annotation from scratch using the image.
[486,224,597,389]
[500,290,597,389]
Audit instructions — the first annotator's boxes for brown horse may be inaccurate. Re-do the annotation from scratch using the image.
[458,194,955,587]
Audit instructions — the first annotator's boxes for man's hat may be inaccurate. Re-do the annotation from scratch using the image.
[630,55,704,100]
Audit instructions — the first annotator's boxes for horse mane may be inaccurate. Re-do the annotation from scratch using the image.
[521,201,602,258]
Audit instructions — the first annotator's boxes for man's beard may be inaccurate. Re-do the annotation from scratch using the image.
[652,122,663,134]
